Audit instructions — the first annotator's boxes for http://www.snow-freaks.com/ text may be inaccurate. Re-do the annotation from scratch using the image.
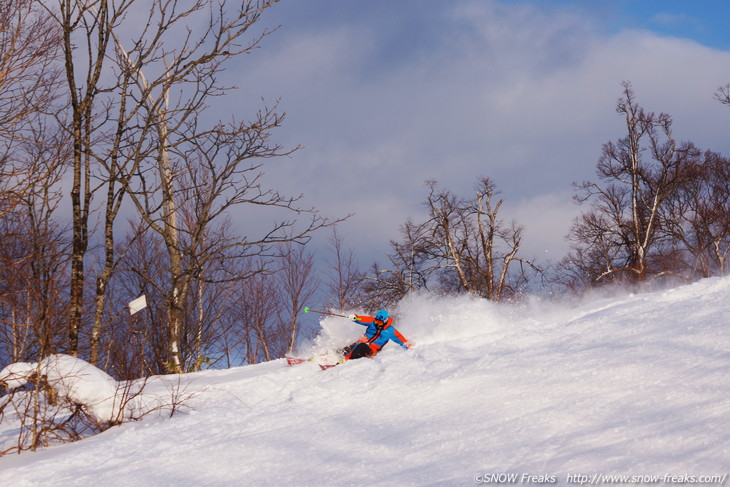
[473,472,728,485]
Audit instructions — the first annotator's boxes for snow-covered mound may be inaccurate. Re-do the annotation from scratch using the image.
[1,277,729,486]
[1,354,126,424]
[0,354,191,427]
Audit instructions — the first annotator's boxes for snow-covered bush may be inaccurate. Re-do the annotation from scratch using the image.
[0,354,195,455]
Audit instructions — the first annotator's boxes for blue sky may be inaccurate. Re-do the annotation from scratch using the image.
[221,0,730,269]
[603,0,730,50]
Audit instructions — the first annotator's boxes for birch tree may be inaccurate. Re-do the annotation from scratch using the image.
[567,82,700,284]
[275,242,318,354]
[323,227,362,311]
[0,0,66,364]
[106,0,335,372]
[363,179,532,305]
[55,0,128,357]
[0,0,61,144]
[1,0,62,217]
[662,151,730,278]
[424,179,529,300]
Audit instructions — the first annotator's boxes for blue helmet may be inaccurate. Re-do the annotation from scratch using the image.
[375,309,389,322]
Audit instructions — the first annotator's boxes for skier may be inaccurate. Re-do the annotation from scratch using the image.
[340,309,411,361]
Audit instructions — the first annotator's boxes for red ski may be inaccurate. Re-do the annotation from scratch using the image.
[286,355,340,370]
[285,355,309,366]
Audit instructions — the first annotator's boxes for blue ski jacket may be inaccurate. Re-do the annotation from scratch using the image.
[351,315,411,352]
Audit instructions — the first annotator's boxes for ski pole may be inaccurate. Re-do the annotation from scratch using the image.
[304,307,346,318]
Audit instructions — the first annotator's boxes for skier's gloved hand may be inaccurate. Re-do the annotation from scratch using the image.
[347,314,358,321]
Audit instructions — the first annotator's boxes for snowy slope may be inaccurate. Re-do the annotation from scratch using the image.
[1,278,729,486]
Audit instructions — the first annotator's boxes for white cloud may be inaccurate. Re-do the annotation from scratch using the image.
[221,0,730,266]
[506,191,580,260]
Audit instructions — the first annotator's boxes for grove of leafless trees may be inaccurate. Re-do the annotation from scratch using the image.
[1,0,342,378]
[1,1,729,387]
[561,82,730,289]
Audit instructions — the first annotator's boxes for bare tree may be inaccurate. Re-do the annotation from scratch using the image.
[425,181,473,293]
[39,0,339,373]
[88,41,158,366]
[714,83,730,107]
[566,82,700,285]
[323,227,362,310]
[363,178,532,305]
[423,179,531,300]
[662,151,730,277]
[234,270,279,364]
[52,0,128,357]
[100,0,340,373]
[111,220,171,378]
[275,242,319,354]
[466,178,526,300]
[360,219,435,309]
[0,208,67,365]
[11,124,70,361]
[0,0,67,366]
[1,0,63,222]
[0,0,61,143]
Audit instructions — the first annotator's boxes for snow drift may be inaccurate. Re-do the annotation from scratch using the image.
[0,354,128,424]
[0,354,189,427]
[1,277,729,486]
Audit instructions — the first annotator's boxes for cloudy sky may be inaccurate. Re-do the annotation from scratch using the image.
[220,0,730,268]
